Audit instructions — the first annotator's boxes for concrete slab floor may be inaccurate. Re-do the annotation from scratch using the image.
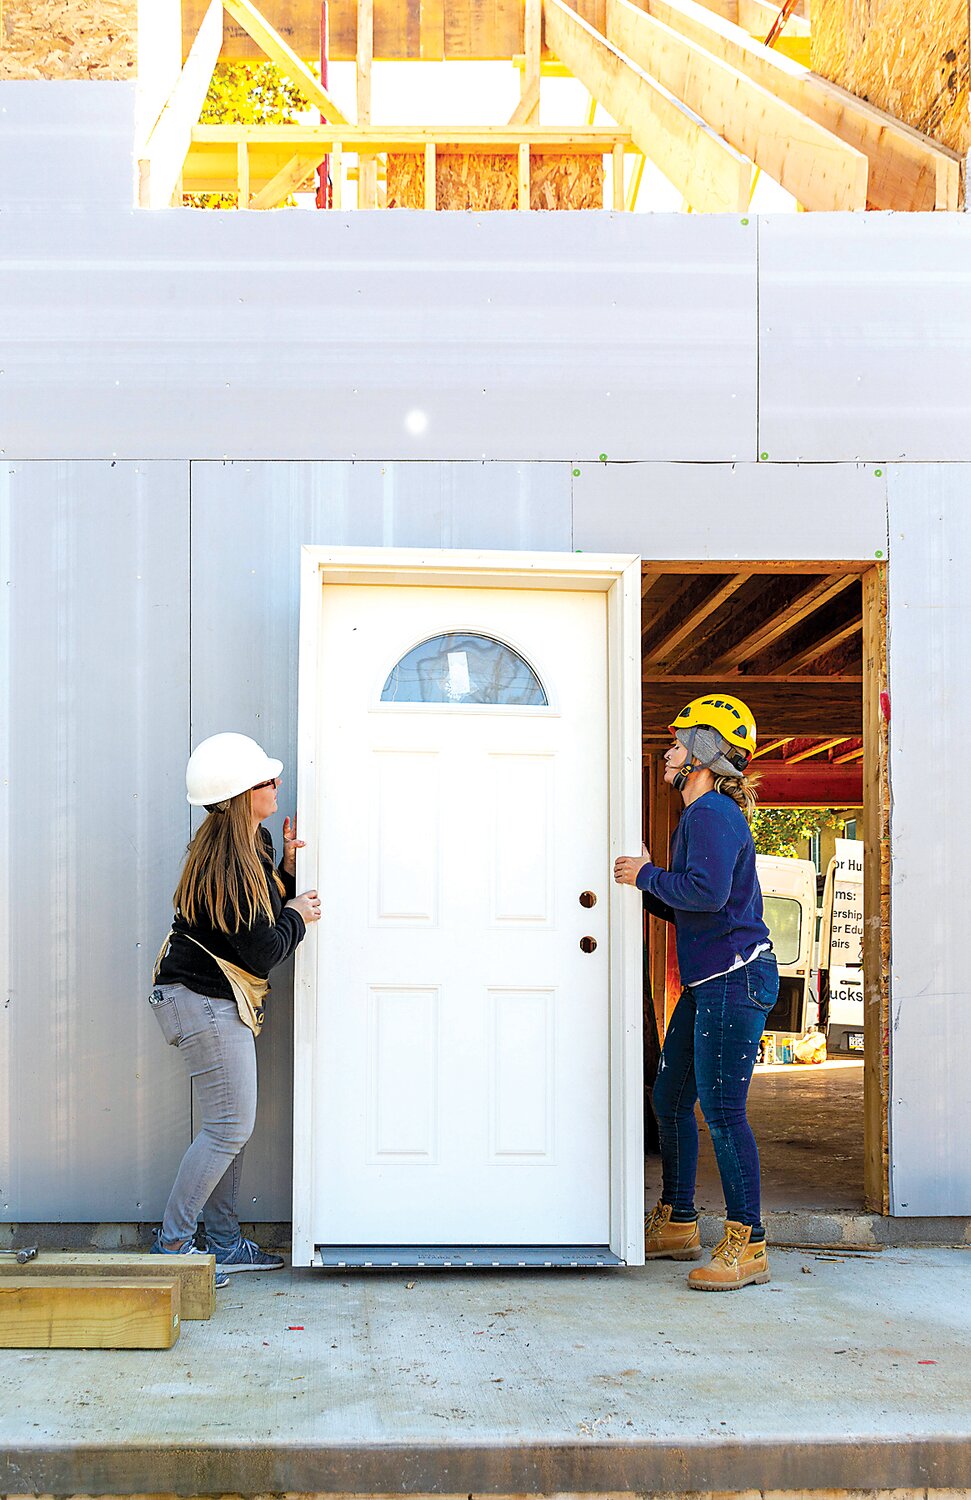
[2,1248,971,1495]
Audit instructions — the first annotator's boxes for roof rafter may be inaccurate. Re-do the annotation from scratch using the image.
[606,0,868,209]
[543,0,751,212]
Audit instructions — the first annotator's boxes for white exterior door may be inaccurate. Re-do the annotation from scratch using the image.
[311,581,611,1246]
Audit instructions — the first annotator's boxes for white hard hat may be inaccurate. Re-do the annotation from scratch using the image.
[185,732,284,807]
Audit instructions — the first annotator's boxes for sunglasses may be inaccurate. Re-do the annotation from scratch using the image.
[251,777,280,791]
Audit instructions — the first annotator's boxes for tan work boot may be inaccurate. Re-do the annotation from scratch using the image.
[688,1221,770,1290]
[644,1199,702,1260]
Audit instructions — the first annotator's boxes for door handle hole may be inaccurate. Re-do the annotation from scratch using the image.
[579,936,598,954]
[579,891,597,908]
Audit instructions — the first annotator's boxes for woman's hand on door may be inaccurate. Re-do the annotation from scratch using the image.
[282,815,305,877]
[614,852,650,886]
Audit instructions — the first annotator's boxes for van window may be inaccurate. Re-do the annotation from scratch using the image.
[762,896,802,966]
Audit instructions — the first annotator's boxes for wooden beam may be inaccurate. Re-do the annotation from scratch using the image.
[862,565,890,1213]
[706,573,859,672]
[751,735,791,759]
[357,0,378,207]
[625,148,646,208]
[544,0,751,212]
[508,74,542,125]
[645,678,862,738]
[607,0,867,209]
[222,0,351,125]
[768,615,863,675]
[753,760,863,807]
[237,139,250,207]
[191,123,631,148]
[248,152,322,207]
[518,142,531,207]
[331,141,344,208]
[645,572,752,666]
[424,142,437,209]
[783,735,850,763]
[138,0,222,209]
[0,1252,215,1320]
[612,141,626,206]
[0,1278,181,1349]
[642,0,960,209]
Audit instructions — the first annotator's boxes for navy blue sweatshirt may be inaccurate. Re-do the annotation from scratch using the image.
[635,790,770,985]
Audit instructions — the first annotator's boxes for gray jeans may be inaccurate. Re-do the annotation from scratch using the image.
[149,982,257,1248]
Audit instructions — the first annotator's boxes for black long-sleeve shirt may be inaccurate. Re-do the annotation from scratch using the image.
[156,827,306,1000]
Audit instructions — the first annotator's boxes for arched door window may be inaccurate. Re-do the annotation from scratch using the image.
[381,632,548,706]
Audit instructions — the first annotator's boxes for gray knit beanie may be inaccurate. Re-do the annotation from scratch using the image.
[675,725,744,779]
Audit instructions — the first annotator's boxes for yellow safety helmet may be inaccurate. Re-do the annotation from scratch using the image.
[669,693,757,777]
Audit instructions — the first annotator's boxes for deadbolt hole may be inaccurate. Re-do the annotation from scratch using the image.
[579,936,598,954]
[579,891,597,908]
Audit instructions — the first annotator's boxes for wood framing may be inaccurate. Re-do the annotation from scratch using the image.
[607,0,869,209]
[0,1252,216,1321]
[357,0,379,207]
[138,0,222,209]
[642,0,962,208]
[248,151,321,207]
[705,573,860,671]
[862,564,890,1214]
[222,0,351,124]
[544,0,751,211]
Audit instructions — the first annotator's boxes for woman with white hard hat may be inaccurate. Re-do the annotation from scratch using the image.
[614,694,778,1292]
[150,733,320,1280]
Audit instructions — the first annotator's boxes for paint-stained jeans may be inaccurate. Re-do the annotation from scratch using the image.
[651,954,779,1228]
[149,982,257,1248]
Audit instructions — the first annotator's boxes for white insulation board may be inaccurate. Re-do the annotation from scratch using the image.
[759,215,971,463]
[886,464,971,1217]
[0,208,757,462]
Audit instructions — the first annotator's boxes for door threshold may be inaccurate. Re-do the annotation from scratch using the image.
[313,1245,625,1268]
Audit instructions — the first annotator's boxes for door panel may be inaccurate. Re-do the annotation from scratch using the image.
[313,583,609,1245]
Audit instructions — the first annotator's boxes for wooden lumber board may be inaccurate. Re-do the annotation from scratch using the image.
[644,679,863,738]
[607,0,868,207]
[544,0,751,210]
[643,0,962,207]
[0,1277,180,1349]
[138,0,223,210]
[0,0,136,79]
[811,0,969,155]
[862,564,890,1213]
[222,0,351,123]
[0,1253,215,1320]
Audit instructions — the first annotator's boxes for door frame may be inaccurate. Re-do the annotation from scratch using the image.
[292,546,645,1266]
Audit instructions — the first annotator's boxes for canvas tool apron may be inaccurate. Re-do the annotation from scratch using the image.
[153,931,269,1037]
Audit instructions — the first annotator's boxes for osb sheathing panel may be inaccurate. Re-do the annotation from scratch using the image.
[0,0,136,78]
[182,0,605,59]
[811,0,970,154]
[386,150,604,207]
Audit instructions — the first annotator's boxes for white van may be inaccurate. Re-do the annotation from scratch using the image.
[755,854,819,1036]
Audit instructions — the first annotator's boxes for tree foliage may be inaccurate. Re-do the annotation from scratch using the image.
[750,806,849,859]
[184,62,311,209]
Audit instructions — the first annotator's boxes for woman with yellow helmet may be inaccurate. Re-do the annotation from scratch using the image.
[614,693,778,1291]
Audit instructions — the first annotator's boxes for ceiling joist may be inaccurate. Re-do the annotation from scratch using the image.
[606,0,868,209]
[705,572,859,672]
[543,0,751,212]
[644,572,752,665]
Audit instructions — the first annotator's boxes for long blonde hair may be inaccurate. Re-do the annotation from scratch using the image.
[174,791,285,934]
[713,770,760,823]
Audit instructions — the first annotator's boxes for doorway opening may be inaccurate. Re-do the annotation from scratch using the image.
[641,561,889,1218]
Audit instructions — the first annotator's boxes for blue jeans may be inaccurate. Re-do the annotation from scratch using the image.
[149,982,257,1248]
[651,954,779,1228]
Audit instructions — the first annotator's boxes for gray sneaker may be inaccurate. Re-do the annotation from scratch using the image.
[151,1231,229,1288]
[207,1236,286,1273]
